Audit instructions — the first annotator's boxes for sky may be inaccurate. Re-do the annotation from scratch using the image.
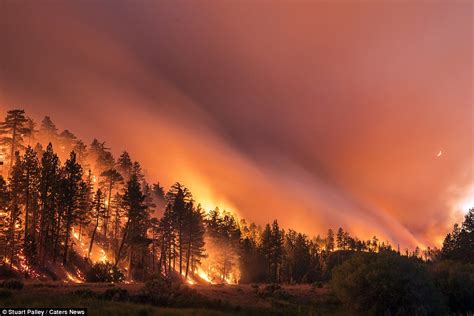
[0,1,472,248]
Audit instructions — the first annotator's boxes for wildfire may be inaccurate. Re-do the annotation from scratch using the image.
[196,268,213,284]
[65,271,83,283]
[98,249,108,262]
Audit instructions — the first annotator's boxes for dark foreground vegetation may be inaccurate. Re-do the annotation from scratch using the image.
[0,109,472,315]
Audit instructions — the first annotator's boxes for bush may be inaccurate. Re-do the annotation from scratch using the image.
[331,252,446,315]
[99,288,130,301]
[85,262,124,283]
[430,260,474,314]
[73,289,96,298]
[0,266,21,279]
[141,273,215,308]
[0,289,12,299]
[258,284,291,300]
[2,279,24,290]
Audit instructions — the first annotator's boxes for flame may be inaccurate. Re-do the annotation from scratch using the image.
[65,271,83,283]
[194,267,214,284]
[72,229,80,240]
[98,249,108,262]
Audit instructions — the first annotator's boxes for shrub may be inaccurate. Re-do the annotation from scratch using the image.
[2,279,24,290]
[0,266,20,279]
[99,288,130,301]
[331,252,446,315]
[0,289,12,299]
[258,284,290,300]
[73,289,96,298]
[85,262,124,283]
[141,273,214,308]
[430,260,474,314]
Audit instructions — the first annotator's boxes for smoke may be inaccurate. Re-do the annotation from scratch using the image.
[0,1,472,248]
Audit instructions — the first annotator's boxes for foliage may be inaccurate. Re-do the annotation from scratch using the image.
[99,287,130,301]
[141,273,215,308]
[85,262,124,282]
[2,279,24,290]
[430,260,474,313]
[0,289,12,299]
[331,252,446,315]
[442,209,474,263]
[257,284,291,300]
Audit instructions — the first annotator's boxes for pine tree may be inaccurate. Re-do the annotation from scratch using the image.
[293,233,310,282]
[7,153,24,270]
[326,229,335,252]
[261,223,272,281]
[100,169,123,239]
[26,117,38,146]
[115,174,149,277]
[336,227,345,250]
[73,140,88,169]
[184,204,206,278]
[88,189,106,259]
[61,151,83,265]
[0,176,10,264]
[77,170,94,241]
[159,204,176,275]
[39,116,58,142]
[442,209,474,263]
[89,139,114,175]
[58,129,77,156]
[21,147,40,262]
[117,151,133,181]
[38,143,61,266]
[270,220,284,282]
[165,182,193,276]
[205,208,241,282]
[0,109,31,173]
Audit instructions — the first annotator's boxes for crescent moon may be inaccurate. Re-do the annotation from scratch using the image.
[437,150,442,157]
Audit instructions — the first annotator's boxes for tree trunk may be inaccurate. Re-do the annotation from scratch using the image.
[88,215,100,259]
[104,181,113,240]
[63,207,72,265]
[24,173,30,248]
[185,236,192,279]
[179,229,183,276]
[8,125,17,175]
[114,217,130,267]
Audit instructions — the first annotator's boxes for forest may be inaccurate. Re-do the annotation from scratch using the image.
[0,109,473,315]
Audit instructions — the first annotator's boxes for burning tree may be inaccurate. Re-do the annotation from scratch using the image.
[202,208,241,284]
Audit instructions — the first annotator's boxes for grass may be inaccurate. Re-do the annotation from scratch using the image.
[0,283,345,315]
[0,294,230,316]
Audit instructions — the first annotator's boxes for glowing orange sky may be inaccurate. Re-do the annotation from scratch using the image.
[0,1,472,248]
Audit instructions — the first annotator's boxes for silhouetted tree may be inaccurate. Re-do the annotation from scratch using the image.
[0,109,31,173]
[20,147,40,262]
[100,169,123,239]
[39,116,58,143]
[88,189,106,259]
[61,151,83,264]
[442,209,474,263]
[38,143,61,266]
[117,151,133,181]
[326,229,335,252]
[115,174,149,279]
